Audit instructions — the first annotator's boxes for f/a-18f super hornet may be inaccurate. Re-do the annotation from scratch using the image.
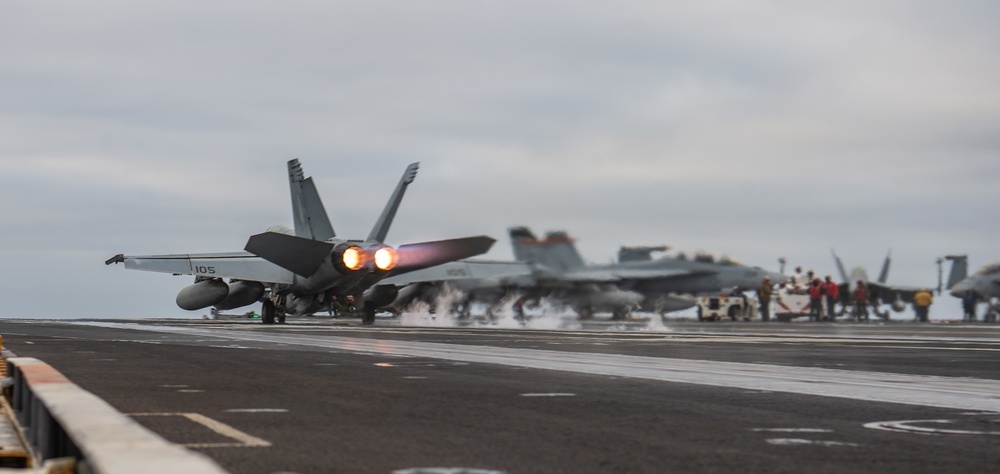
[390,227,784,320]
[831,250,924,318]
[509,229,786,316]
[941,255,1000,319]
[106,159,494,324]
[943,255,1000,298]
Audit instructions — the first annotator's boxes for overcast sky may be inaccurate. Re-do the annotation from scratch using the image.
[2,1,998,319]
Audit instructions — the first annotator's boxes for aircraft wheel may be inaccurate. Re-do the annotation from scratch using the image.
[362,303,377,325]
[728,306,740,321]
[697,306,705,321]
[261,300,276,325]
[277,312,286,324]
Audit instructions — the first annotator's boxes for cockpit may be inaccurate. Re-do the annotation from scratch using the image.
[974,263,1000,276]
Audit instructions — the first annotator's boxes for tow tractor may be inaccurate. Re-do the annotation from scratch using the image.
[695,294,758,321]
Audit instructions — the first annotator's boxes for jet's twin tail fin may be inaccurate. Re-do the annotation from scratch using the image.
[288,159,336,241]
[945,255,969,290]
[367,162,419,243]
[877,250,892,284]
[509,227,585,272]
[510,226,540,263]
[832,250,850,284]
[540,231,586,271]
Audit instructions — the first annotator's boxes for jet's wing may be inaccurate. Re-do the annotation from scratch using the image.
[106,252,295,284]
[380,260,533,287]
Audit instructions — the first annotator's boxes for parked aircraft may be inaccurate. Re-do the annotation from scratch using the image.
[941,255,1000,318]
[831,250,924,318]
[387,229,686,319]
[388,227,784,320]
[106,159,494,324]
[943,255,1000,298]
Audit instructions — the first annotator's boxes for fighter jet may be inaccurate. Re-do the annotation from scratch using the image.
[388,227,783,320]
[106,159,494,325]
[831,250,924,318]
[941,255,1000,317]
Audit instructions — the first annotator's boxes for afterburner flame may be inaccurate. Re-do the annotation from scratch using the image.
[374,247,398,271]
[342,246,365,271]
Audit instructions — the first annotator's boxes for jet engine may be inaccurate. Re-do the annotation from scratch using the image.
[215,281,266,311]
[363,285,400,308]
[332,243,367,274]
[176,279,229,311]
[368,245,398,271]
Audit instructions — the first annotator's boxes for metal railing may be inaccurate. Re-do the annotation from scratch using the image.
[6,357,228,474]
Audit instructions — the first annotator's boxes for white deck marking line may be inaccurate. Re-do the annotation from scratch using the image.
[864,420,1000,436]
[183,413,272,447]
[224,409,288,413]
[130,413,272,448]
[84,322,1000,412]
[766,438,861,447]
[521,393,576,397]
[753,428,834,433]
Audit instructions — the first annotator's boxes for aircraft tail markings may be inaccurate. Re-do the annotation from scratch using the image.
[540,231,586,271]
[509,227,586,271]
[509,227,540,262]
[367,163,419,243]
[288,159,335,241]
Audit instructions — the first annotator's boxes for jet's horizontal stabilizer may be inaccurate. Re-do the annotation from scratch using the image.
[245,231,335,277]
[392,236,496,275]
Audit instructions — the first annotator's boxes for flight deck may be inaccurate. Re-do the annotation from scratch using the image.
[2,318,999,473]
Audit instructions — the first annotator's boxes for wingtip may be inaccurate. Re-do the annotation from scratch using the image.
[402,162,419,184]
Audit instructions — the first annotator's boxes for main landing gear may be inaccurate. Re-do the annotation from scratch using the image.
[361,302,377,325]
[261,298,287,325]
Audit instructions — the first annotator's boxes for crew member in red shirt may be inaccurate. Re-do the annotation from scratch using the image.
[808,279,824,322]
[853,281,869,322]
[824,276,840,320]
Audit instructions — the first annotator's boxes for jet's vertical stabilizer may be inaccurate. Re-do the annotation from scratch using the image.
[510,227,541,263]
[367,162,419,243]
[877,250,891,284]
[509,227,587,271]
[945,255,969,290]
[541,231,586,271]
[832,250,850,284]
[288,159,335,241]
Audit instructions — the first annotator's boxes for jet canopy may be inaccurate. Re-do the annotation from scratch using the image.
[974,263,1000,276]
